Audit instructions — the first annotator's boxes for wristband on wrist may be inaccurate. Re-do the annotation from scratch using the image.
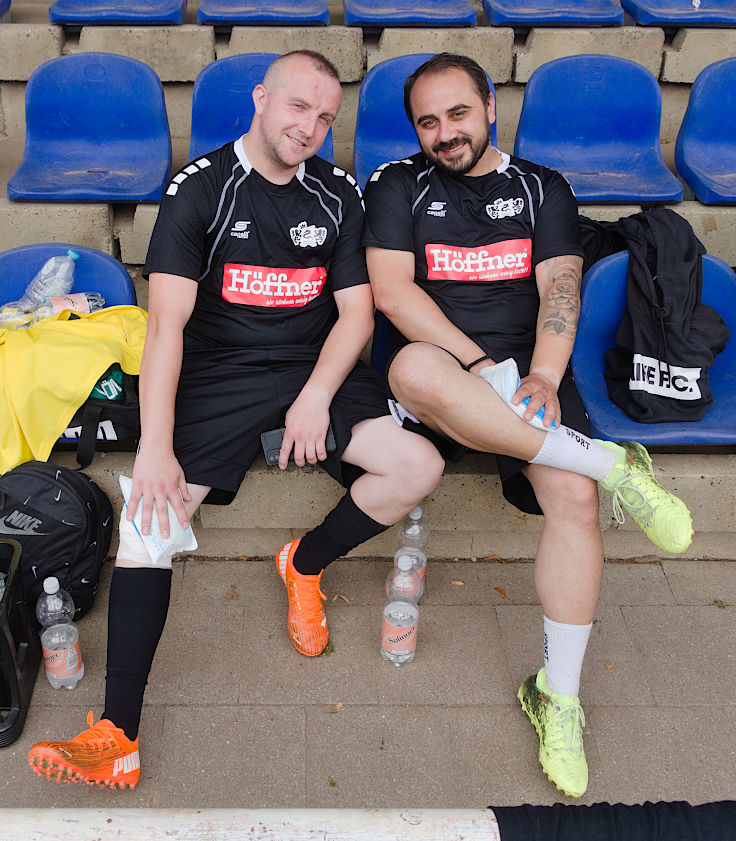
[464,354,494,371]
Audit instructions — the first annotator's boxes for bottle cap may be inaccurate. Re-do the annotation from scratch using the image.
[43,577,60,594]
[396,555,413,571]
[67,249,80,261]
[409,506,422,521]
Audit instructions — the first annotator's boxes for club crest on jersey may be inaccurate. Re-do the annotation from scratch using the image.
[290,221,327,248]
[486,198,524,219]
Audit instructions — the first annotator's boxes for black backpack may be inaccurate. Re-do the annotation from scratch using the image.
[0,461,113,621]
[62,365,140,469]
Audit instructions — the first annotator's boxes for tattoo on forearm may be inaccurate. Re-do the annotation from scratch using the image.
[539,262,580,339]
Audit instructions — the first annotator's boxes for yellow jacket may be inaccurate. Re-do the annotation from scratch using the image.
[1,305,147,474]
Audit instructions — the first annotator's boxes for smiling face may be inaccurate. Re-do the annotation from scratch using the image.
[409,66,496,177]
[251,54,341,173]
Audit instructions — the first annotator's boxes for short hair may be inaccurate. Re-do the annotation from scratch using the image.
[403,53,490,123]
[265,50,340,85]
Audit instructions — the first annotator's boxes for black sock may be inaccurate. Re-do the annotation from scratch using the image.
[292,491,389,575]
[103,566,172,741]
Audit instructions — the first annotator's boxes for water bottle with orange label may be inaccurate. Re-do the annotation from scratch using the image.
[36,577,84,690]
[381,556,422,667]
[397,506,429,551]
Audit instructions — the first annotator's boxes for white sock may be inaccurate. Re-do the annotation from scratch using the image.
[543,615,593,699]
[530,426,616,481]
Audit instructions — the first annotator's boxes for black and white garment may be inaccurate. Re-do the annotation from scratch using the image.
[362,150,585,360]
[144,140,368,356]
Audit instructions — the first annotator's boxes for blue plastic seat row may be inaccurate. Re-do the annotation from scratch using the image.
[44,0,736,26]
[8,52,736,205]
[0,0,10,19]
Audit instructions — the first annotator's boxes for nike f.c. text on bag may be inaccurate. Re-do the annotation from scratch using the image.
[0,462,113,620]
[62,364,140,469]
[604,209,730,423]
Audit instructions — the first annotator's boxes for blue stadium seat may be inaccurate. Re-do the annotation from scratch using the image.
[675,58,736,204]
[190,54,333,162]
[344,0,476,27]
[620,0,736,26]
[7,53,171,202]
[0,1,10,20]
[198,0,328,24]
[354,54,497,189]
[482,0,623,26]
[0,244,137,309]
[571,251,736,444]
[514,55,683,203]
[49,0,187,24]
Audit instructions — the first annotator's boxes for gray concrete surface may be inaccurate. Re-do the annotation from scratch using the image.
[2,556,734,808]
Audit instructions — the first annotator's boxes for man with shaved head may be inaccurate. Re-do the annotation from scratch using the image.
[28,50,443,790]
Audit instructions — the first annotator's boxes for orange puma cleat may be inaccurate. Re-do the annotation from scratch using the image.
[28,711,140,789]
[275,539,329,656]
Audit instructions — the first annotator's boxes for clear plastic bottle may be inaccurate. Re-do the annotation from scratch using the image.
[36,577,84,690]
[393,546,427,587]
[397,506,429,551]
[26,291,105,324]
[381,556,422,667]
[5,249,80,311]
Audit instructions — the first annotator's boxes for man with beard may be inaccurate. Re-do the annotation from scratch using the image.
[362,53,693,798]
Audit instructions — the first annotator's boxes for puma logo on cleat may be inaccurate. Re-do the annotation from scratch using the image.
[112,751,140,776]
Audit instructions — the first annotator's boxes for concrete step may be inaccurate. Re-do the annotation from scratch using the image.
[48,447,736,561]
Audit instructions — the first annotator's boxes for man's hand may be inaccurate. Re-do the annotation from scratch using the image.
[128,444,191,538]
[512,372,561,429]
[279,386,332,469]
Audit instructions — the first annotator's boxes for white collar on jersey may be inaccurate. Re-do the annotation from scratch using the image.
[235,136,306,181]
[493,147,511,174]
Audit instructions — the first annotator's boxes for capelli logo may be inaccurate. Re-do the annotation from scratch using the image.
[427,201,447,218]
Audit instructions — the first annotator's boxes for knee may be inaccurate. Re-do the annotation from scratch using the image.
[538,473,600,529]
[393,434,445,500]
[388,343,451,408]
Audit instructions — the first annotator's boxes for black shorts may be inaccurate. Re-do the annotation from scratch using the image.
[173,346,390,504]
[386,344,590,516]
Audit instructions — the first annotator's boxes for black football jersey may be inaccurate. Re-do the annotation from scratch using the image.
[362,151,583,356]
[144,140,368,352]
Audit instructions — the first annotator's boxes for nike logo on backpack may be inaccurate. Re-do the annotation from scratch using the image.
[0,513,48,536]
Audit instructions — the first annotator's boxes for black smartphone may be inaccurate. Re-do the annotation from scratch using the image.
[260,424,336,466]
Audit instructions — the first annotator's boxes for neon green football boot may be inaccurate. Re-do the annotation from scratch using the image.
[518,668,588,798]
[597,440,693,554]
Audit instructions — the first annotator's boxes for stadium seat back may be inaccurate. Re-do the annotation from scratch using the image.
[514,55,682,202]
[197,0,329,25]
[482,0,623,26]
[571,251,736,443]
[354,54,497,189]
[675,58,736,204]
[344,0,476,26]
[0,244,137,310]
[7,53,171,202]
[49,0,187,25]
[620,0,736,26]
[190,54,333,162]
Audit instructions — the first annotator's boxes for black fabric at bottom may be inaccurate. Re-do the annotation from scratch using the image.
[103,567,172,741]
[492,800,736,841]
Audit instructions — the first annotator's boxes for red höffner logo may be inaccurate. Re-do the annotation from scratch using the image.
[223,264,326,307]
[425,239,532,282]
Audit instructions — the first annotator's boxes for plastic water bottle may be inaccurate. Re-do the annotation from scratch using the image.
[8,249,80,310]
[386,553,424,603]
[397,506,429,551]
[26,291,105,323]
[393,546,427,587]
[36,577,84,690]
[381,556,422,667]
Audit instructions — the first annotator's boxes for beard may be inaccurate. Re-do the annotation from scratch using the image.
[426,124,491,176]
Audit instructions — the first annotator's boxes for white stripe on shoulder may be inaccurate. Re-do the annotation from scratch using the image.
[369,158,414,183]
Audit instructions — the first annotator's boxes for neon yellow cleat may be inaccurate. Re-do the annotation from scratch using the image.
[518,668,588,798]
[598,440,693,554]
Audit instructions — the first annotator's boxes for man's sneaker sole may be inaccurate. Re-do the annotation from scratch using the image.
[517,676,587,799]
[29,748,138,790]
